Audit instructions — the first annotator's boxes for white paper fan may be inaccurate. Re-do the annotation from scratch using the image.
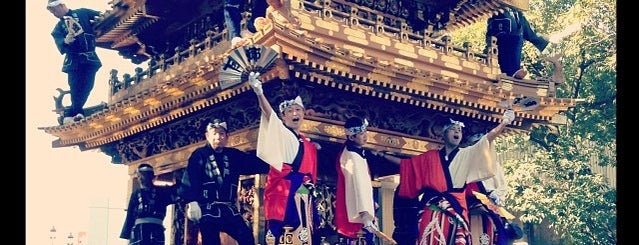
[64,16,84,37]
[219,44,280,89]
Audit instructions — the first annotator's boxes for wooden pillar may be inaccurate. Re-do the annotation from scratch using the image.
[380,177,399,244]
[184,219,199,245]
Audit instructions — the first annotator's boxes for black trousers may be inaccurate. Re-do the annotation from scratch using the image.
[248,0,268,33]
[492,12,549,76]
[199,203,256,245]
[130,223,165,245]
[65,63,99,117]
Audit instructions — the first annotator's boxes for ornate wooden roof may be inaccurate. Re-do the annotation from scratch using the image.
[93,0,227,63]
[92,0,530,63]
[39,0,578,169]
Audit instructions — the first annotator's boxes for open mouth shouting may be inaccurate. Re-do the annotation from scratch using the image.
[446,128,463,145]
[452,131,463,140]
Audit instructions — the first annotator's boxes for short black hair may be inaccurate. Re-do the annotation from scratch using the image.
[137,163,154,173]
[344,116,365,129]
[207,118,228,132]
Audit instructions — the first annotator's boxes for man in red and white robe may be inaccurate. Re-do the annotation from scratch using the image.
[378,110,515,245]
[250,72,318,245]
[335,117,377,244]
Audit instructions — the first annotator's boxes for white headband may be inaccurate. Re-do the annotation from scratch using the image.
[443,118,465,132]
[207,121,228,131]
[47,0,64,7]
[278,96,304,113]
[345,118,369,136]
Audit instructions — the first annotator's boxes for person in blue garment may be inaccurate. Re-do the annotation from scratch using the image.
[47,0,102,124]
[180,118,271,245]
[224,0,268,47]
[486,7,549,79]
[120,163,178,245]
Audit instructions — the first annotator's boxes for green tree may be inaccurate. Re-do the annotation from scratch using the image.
[498,134,616,245]
[452,0,616,244]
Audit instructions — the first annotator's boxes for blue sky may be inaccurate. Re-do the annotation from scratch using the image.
[26,1,143,244]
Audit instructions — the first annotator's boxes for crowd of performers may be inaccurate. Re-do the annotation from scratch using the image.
[46,0,534,244]
[117,71,523,245]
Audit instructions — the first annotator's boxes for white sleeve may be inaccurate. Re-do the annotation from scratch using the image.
[448,135,497,188]
[482,161,507,203]
[256,111,300,171]
[340,149,375,223]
